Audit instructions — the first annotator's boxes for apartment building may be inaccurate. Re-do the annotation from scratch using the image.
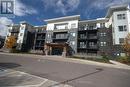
[78,18,111,56]
[32,26,46,54]
[44,15,79,56]
[6,21,35,52]
[5,4,130,57]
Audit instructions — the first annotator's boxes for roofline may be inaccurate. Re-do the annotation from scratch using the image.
[44,15,80,23]
[79,18,109,23]
[34,25,46,27]
[105,4,129,18]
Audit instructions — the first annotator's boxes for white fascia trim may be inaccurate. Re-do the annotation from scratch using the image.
[44,15,80,22]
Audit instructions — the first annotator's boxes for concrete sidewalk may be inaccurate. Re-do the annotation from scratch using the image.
[0,52,130,70]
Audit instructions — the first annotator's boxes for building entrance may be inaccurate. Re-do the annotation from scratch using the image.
[45,43,69,57]
[52,47,63,55]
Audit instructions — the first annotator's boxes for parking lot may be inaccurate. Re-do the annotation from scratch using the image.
[0,53,130,87]
[0,67,72,87]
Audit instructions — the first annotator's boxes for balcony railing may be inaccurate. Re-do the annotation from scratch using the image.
[37,37,45,40]
[78,27,98,31]
[88,36,97,39]
[79,46,87,49]
[53,37,68,40]
[88,45,98,49]
[37,30,46,33]
[78,36,87,39]
[87,26,97,30]
[35,45,44,48]
[10,29,19,33]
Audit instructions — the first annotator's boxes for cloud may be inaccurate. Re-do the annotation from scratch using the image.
[15,0,38,16]
[0,17,13,36]
[42,0,80,15]
[91,0,130,9]
[83,0,130,19]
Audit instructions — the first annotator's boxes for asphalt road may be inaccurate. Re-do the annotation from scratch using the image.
[0,53,130,87]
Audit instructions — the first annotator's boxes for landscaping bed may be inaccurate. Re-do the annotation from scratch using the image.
[71,56,110,63]
[114,56,130,65]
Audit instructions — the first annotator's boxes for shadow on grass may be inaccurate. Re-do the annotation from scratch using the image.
[0,63,21,69]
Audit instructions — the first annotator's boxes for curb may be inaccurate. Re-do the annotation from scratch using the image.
[0,52,130,70]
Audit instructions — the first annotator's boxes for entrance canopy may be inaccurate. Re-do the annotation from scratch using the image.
[45,43,69,47]
[44,43,69,57]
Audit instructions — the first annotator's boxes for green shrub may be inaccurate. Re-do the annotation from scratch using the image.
[117,56,130,64]
[10,48,21,53]
[101,52,109,61]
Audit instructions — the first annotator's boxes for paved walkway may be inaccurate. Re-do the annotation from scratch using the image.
[0,52,130,70]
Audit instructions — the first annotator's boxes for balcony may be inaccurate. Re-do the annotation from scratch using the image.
[87,26,98,31]
[87,45,98,49]
[53,33,68,40]
[88,35,97,40]
[53,29,68,33]
[53,37,68,40]
[78,26,98,31]
[78,37,87,40]
[37,30,46,34]
[10,29,19,33]
[37,36,45,40]
[35,45,44,48]
[78,28,87,31]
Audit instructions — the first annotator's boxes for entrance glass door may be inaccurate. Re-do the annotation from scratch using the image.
[52,47,63,55]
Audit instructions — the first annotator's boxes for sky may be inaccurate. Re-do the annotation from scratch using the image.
[0,0,130,36]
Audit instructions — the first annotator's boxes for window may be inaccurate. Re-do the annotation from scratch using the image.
[71,33,76,37]
[19,40,22,43]
[47,34,51,38]
[21,26,25,30]
[117,14,126,20]
[118,25,127,31]
[100,33,106,36]
[100,23,105,28]
[100,42,106,46]
[119,38,125,44]
[89,42,95,46]
[122,14,126,19]
[56,34,68,39]
[79,42,86,48]
[80,34,86,39]
[20,33,23,36]
[55,23,68,30]
[71,41,75,45]
[71,23,76,28]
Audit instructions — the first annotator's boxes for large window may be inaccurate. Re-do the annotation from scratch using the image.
[80,34,86,39]
[119,38,125,44]
[100,23,105,28]
[100,42,106,46]
[71,23,76,29]
[117,14,126,20]
[118,25,127,31]
[70,32,76,37]
[21,26,25,30]
[55,23,68,30]
[100,33,106,37]
[79,42,86,48]
[20,33,23,36]
[55,34,68,39]
[89,42,95,47]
